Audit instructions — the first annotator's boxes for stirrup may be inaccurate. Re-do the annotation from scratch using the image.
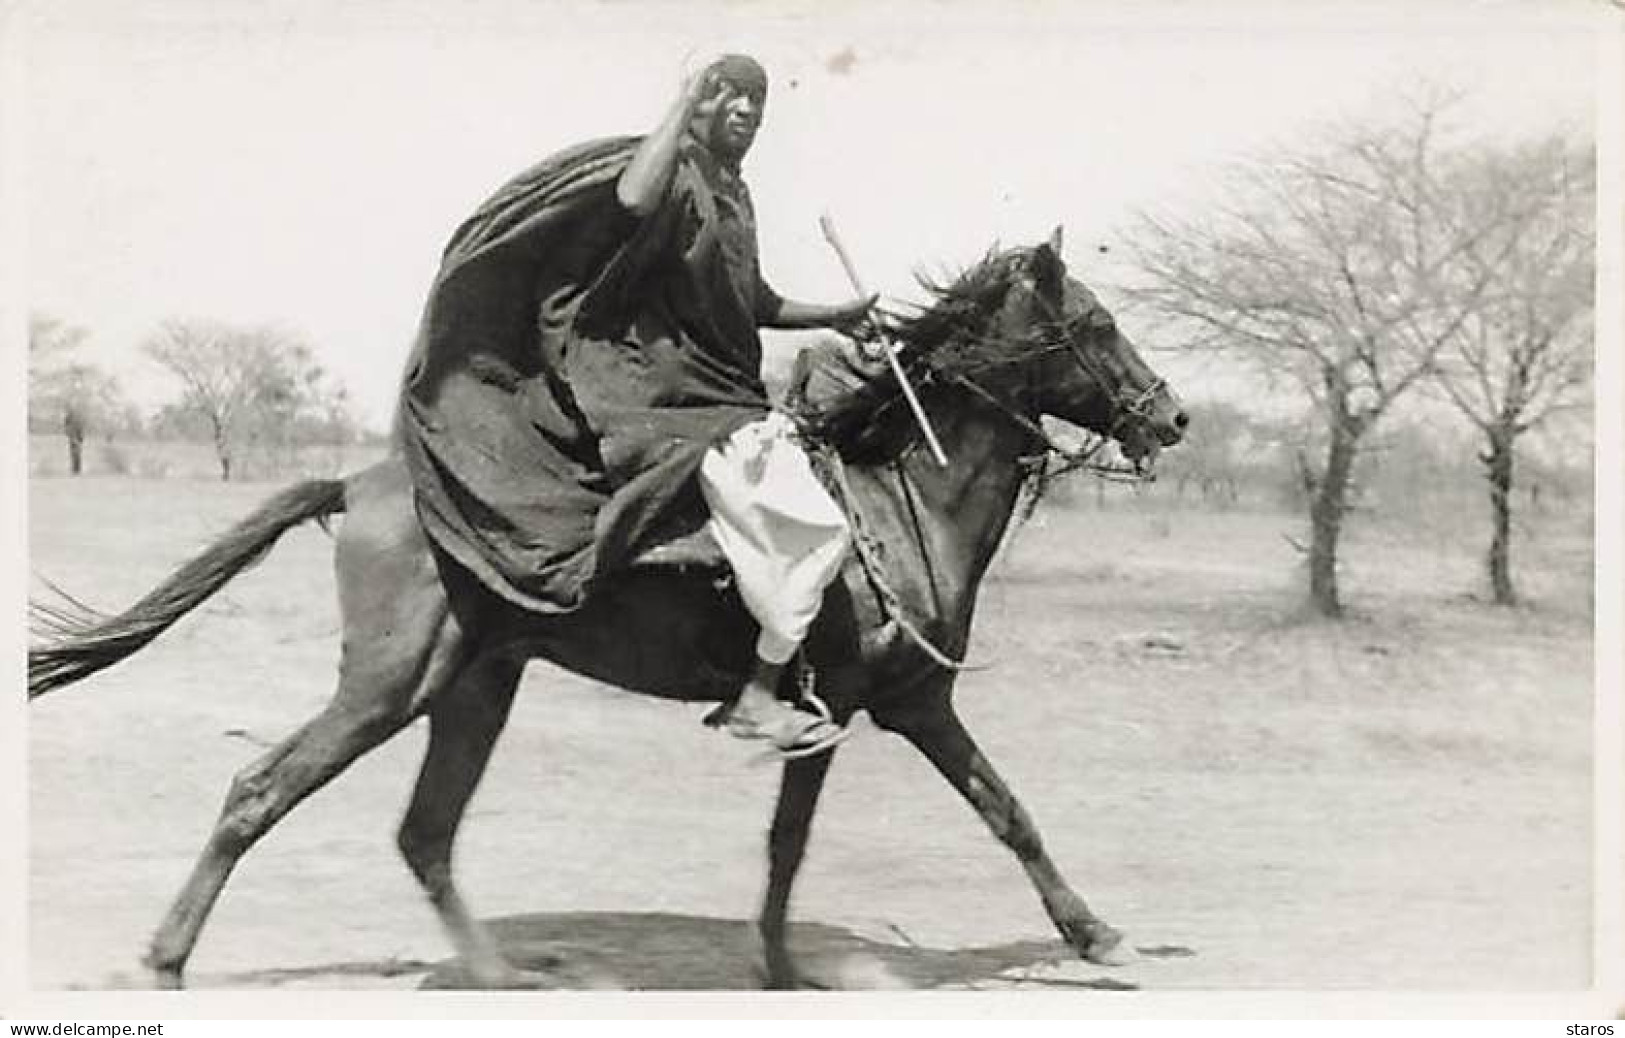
[700,657,831,729]
[798,685,834,724]
[748,721,851,766]
[752,676,849,763]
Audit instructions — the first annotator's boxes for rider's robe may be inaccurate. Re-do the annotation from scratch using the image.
[397,135,785,613]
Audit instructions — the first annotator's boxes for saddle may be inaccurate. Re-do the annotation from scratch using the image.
[630,338,883,575]
[622,338,961,687]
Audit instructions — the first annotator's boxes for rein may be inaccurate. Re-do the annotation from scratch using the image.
[949,299,1166,485]
[800,257,1169,673]
[1034,294,1169,473]
[807,440,977,671]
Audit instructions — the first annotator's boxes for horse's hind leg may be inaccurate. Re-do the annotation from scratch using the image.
[143,465,464,986]
[141,608,462,985]
[396,653,532,988]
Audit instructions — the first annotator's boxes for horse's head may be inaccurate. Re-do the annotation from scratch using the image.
[978,228,1188,466]
[815,232,1185,471]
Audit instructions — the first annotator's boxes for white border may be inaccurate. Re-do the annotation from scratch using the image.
[3,0,1621,1022]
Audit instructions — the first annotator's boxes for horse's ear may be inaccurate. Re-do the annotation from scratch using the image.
[1030,226,1066,290]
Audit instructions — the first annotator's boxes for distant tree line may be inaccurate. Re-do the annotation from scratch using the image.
[27,315,383,481]
[1129,400,1586,519]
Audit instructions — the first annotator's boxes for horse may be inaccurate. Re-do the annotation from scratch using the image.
[28,227,1188,989]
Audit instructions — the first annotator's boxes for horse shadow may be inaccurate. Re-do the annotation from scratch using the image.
[416,911,1149,991]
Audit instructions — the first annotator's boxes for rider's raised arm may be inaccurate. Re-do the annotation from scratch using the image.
[617,67,715,216]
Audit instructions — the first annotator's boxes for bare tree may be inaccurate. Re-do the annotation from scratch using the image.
[28,314,89,372]
[1428,138,1593,604]
[143,318,333,481]
[1122,97,1541,616]
[29,314,131,475]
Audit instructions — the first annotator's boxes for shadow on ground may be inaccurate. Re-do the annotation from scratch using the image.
[120,912,1192,991]
[414,911,1160,990]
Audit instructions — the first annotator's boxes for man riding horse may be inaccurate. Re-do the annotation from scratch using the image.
[29,49,1193,990]
[398,54,872,757]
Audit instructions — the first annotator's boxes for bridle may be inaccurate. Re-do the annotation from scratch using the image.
[945,274,1168,480]
[818,265,1170,673]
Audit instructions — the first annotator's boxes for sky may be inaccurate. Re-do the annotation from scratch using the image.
[9,0,1607,431]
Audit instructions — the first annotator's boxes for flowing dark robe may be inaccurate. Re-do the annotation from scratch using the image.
[397,135,784,613]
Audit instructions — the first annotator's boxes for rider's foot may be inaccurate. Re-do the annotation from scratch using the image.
[723,684,846,757]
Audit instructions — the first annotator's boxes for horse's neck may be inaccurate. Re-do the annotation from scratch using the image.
[849,387,1035,625]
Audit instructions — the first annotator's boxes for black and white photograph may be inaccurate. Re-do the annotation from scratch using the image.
[5,0,1620,1018]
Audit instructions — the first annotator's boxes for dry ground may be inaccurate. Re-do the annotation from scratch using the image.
[26,471,1595,991]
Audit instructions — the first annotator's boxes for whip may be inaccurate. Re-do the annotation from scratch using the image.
[818,214,950,467]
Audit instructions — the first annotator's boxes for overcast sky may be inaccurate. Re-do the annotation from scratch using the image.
[12,0,1605,430]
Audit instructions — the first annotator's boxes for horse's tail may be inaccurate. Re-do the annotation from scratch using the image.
[27,479,350,700]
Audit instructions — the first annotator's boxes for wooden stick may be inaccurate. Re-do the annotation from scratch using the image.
[818,214,950,467]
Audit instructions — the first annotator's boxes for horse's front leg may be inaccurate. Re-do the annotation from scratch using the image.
[875,696,1132,966]
[758,751,836,989]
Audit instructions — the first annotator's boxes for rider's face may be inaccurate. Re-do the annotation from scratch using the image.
[703,80,765,160]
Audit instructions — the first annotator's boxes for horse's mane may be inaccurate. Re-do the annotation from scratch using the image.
[886,247,1026,356]
[797,246,1042,461]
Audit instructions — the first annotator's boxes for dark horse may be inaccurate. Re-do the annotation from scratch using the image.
[29,229,1186,989]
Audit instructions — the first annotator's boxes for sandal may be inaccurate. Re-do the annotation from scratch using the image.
[720,699,850,760]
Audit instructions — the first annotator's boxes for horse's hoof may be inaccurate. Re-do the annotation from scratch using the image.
[138,954,186,990]
[758,960,808,990]
[1081,926,1137,967]
[757,952,831,991]
[101,966,179,991]
[1058,918,1135,967]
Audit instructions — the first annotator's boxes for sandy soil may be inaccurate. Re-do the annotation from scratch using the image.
[26,474,1595,992]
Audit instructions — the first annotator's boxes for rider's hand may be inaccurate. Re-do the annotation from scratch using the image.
[830,295,891,367]
[825,293,880,332]
[680,56,735,117]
